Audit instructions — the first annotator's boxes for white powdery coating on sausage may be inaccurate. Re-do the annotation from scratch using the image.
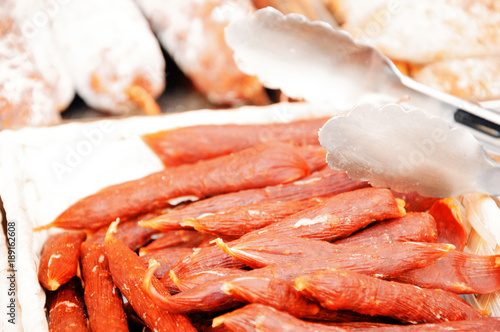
[247,210,262,216]
[136,0,249,67]
[169,195,200,206]
[52,300,79,311]
[7,0,75,112]
[47,254,61,267]
[293,214,329,228]
[344,0,500,63]
[0,9,58,128]
[26,29,75,112]
[47,0,166,114]
[196,213,215,219]
[293,177,321,185]
[413,56,500,101]
[135,0,262,105]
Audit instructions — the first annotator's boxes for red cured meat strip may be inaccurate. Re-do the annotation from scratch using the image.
[38,232,86,291]
[104,221,196,331]
[44,142,309,231]
[251,187,405,241]
[213,304,349,332]
[142,118,329,166]
[335,212,438,245]
[80,242,128,331]
[216,237,452,271]
[429,198,467,251]
[140,167,368,232]
[394,250,500,294]
[182,198,323,237]
[46,277,89,332]
[295,268,484,323]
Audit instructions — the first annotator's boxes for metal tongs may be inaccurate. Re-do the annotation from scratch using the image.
[226,7,500,155]
[318,103,500,197]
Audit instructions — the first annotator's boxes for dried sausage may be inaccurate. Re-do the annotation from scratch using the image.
[213,304,349,332]
[221,276,320,318]
[429,198,467,251]
[140,248,193,279]
[182,198,322,237]
[134,0,268,106]
[48,0,166,114]
[141,118,328,166]
[394,250,500,294]
[216,236,453,272]
[295,268,484,323]
[42,142,309,231]
[47,277,89,332]
[144,260,246,313]
[80,242,128,332]
[38,232,86,291]
[141,168,367,231]
[139,230,212,256]
[252,187,405,241]
[104,221,196,331]
[0,10,59,129]
[335,212,438,245]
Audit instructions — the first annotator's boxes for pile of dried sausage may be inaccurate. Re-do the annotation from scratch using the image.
[37,118,500,331]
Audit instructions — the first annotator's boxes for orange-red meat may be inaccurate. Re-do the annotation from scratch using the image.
[139,229,212,256]
[80,242,128,332]
[141,118,329,166]
[144,263,247,313]
[295,268,484,323]
[153,241,451,316]
[394,250,500,294]
[213,304,349,332]
[251,187,405,241]
[168,267,247,292]
[104,221,196,331]
[429,198,467,251]
[216,236,453,271]
[169,245,246,279]
[221,276,320,318]
[140,167,368,231]
[244,241,453,282]
[221,276,390,323]
[334,318,500,331]
[335,212,438,245]
[182,198,323,237]
[140,248,193,279]
[86,219,158,252]
[298,144,328,172]
[48,142,309,231]
[46,277,89,332]
[38,232,86,291]
[171,233,450,281]
[391,191,438,212]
